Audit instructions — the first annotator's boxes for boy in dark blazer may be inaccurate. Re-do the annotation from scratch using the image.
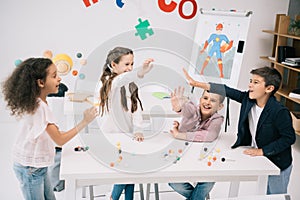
[183,66,296,194]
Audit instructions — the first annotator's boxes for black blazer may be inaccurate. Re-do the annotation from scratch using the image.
[210,83,296,170]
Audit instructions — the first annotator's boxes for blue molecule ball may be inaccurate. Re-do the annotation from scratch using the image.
[79,73,85,80]
[14,59,22,67]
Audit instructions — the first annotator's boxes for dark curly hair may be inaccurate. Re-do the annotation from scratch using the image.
[1,57,53,117]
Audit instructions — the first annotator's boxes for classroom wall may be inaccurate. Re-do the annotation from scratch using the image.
[0,0,290,123]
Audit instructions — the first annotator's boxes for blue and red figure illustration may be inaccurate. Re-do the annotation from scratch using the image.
[199,23,233,78]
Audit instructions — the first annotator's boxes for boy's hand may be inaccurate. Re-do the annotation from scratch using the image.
[182,68,197,87]
[170,86,187,112]
[170,127,179,138]
[173,120,179,129]
[83,106,99,124]
[243,148,263,156]
[133,132,144,142]
[138,58,154,78]
[170,128,187,140]
[169,121,179,138]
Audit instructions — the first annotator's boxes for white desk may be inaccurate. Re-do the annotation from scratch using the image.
[60,130,279,200]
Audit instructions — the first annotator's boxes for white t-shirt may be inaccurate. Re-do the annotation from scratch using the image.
[248,104,264,148]
[94,72,144,134]
[12,98,58,168]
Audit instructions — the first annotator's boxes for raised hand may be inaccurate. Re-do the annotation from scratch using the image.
[170,86,187,112]
[138,58,154,78]
[83,106,99,124]
[182,68,197,87]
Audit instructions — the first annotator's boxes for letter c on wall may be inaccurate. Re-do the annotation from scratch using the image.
[158,0,177,12]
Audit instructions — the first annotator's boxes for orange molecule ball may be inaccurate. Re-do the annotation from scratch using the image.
[178,149,183,154]
[43,50,53,58]
[72,70,78,76]
[213,156,217,161]
[207,161,212,166]
[110,162,115,167]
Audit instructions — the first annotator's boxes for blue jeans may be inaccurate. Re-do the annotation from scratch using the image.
[169,182,215,200]
[48,147,65,192]
[267,164,292,195]
[111,184,134,200]
[13,162,56,200]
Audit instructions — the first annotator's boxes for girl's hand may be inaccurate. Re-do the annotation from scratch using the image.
[138,58,154,78]
[133,132,144,142]
[243,148,263,156]
[83,106,99,124]
[170,86,187,112]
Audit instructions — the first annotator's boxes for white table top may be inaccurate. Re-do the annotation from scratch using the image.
[60,129,279,186]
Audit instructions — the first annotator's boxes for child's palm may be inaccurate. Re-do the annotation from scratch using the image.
[171,86,186,112]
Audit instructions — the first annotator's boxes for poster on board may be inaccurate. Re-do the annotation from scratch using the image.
[189,9,252,86]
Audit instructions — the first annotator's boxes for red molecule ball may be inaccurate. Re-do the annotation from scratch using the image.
[72,70,78,76]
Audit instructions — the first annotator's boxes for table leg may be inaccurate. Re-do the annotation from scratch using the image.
[139,184,144,200]
[154,183,159,200]
[228,181,240,197]
[89,185,94,200]
[257,175,268,195]
[146,183,151,200]
[64,178,77,200]
[82,186,87,198]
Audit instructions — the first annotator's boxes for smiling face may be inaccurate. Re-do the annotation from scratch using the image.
[199,90,224,120]
[111,54,134,75]
[38,64,61,100]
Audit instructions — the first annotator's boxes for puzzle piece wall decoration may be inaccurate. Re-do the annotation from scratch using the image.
[134,18,154,40]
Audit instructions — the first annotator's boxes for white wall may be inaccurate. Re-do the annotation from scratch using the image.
[0,0,289,123]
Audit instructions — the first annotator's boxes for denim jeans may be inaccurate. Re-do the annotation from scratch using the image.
[111,184,134,200]
[267,164,292,195]
[169,182,215,200]
[48,147,65,192]
[13,162,56,200]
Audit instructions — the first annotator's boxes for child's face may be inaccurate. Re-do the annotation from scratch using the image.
[248,74,271,100]
[111,54,134,75]
[43,64,61,95]
[199,91,223,117]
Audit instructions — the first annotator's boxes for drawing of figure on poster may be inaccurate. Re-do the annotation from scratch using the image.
[192,11,250,83]
[198,23,233,78]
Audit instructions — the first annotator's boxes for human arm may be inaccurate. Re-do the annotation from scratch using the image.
[137,58,155,78]
[170,120,187,140]
[46,106,98,146]
[171,114,224,142]
[200,41,209,53]
[182,68,210,90]
[185,114,224,142]
[259,108,295,156]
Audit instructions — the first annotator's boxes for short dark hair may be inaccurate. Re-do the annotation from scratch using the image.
[250,66,282,95]
[203,90,225,103]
